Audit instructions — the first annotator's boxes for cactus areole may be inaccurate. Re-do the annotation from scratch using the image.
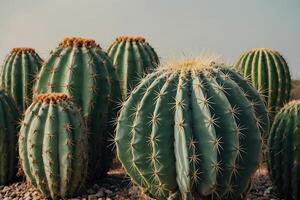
[33,37,121,180]
[0,90,19,185]
[18,93,88,199]
[268,100,300,200]
[115,58,269,200]
[108,36,159,98]
[235,48,291,117]
[0,48,43,112]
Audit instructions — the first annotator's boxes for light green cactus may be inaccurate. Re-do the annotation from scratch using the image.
[115,58,269,200]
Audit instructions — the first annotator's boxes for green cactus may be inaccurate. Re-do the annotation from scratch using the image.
[234,48,291,117]
[33,37,121,180]
[108,36,159,98]
[0,48,43,112]
[18,93,88,199]
[268,100,300,200]
[0,90,19,185]
[115,58,269,200]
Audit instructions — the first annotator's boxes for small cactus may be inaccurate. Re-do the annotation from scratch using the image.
[268,100,300,200]
[108,36,159,98]
[33,37,121,180]
[235,48,291,117]
[115,58,269,199]
[0,48,43,112]
[18,93,88,199]
[0,90,19,185]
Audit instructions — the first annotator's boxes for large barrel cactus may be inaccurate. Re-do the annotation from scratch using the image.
[234,48,291,116]
[268,100,300,200]
[115,58,269,200]
[33,37,121,179]
[18,93,88,199]
[0,90,19,185]
[0,48,43,112]
[108,36,159,98]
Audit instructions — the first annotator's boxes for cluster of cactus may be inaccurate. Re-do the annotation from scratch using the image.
[235,48,291,118]
[19,93,88,199]
[0,90,19,185]
[108,36,159,98]
[0,48,43,112]
[115,58,269,199]
[268,100,300,199]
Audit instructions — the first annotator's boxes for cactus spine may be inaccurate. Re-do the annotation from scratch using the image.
[0,48,43,112]
[108,36,159,98]
[115,58,269,200]
[33,37,121,180]
[18,93,88,199]
[0,90,19,185]
[268,100,300,200]
[234,48,291,116]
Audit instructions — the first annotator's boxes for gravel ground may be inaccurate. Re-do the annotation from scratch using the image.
[0,166,283,200]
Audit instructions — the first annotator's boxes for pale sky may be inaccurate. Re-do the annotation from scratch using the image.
[1,0,299,78]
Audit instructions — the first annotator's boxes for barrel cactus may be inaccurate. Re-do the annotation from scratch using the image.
[234,48,291,117]
[0,90,19,185]
[18,93,88,199]
[115,58,269,200]
[108,36,159,98]
[33,37,121,179]
[0,48,43,112]
[268,100,300,199]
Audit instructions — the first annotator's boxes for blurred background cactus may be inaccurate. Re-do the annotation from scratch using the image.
[0,48,43,112]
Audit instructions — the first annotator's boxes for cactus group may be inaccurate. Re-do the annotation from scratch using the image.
[0,90,19,185]
[115,58,269,199]
[108,36,159,98]
[33,37,121,179]
[268,100,300,200]
[18,93,88,200]
[0,48,43,112]
[235,48,291,117]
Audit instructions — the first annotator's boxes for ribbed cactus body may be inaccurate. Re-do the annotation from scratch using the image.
[0,90,19,185]
[0,48,43,112]
[108,36,159,98]
[116,59,269,200]
[235,48,291,116]
[33,37,121,179]
[18,93,88,199]
[268,100,300,200]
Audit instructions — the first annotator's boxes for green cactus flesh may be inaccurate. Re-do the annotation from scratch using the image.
[0,90,19,185]
[18,93,88,199]
[33,37,121,180]
[115,59,269,200]
[268,100,300,200]
[234,48,291,117]
[108,36,159,98]
[0,48,43,112]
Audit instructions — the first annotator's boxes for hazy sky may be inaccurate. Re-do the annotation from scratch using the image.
[1,0,299,78]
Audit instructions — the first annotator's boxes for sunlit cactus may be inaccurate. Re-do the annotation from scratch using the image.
[0,48,43,112]
[115,58,269,200]
[234,48,291,117]
[33,37,121,180]
[268,100,300,200]
[0,90,19,185]
[108,36,159,98]
[18,93,88,200]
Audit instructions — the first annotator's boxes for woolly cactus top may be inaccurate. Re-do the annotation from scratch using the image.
[10,48,36,54]
[59,37,99,48]
[279,100,300,111]
[115,36,146,43]
[35,93,70,104]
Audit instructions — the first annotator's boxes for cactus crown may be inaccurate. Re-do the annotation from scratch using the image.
[59,37,99,48]
[115,36,146,43]
[11,48,36,54]
[35,93,70,104]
